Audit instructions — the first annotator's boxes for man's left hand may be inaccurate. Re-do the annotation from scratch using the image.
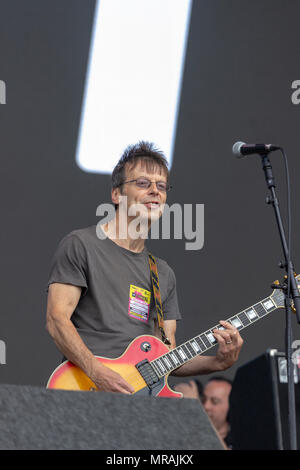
[212,320,243,370]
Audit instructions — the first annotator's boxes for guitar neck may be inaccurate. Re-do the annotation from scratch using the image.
[150,289,285,378]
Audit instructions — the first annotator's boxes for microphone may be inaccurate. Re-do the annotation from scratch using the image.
[232,141,280,158]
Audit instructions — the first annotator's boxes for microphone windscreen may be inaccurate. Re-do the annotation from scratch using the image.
[232,141,245,157]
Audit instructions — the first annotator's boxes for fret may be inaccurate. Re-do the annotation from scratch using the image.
[154,360,163,375]
[163,357,172,371]
[246,307,258,321]
[169,351,180,366]
[230,316,243,330]
[177,347,188,361]
[200,334,211,349]
[151,361,162,377]
[160,358,170,373]
[156,359,168,374]
[238,311,251,326]
[167,352,178,368]
[161,356,171,371]
[206,331,218,345]
[262,298,275,311]
[195,336,206,351]
[190,339,201,353]
[184,345,193,359]
[253,302,267,317]
[173,349,184,364]
[185,342,197,357]
[162,355,172,369]
[181,344,193,359]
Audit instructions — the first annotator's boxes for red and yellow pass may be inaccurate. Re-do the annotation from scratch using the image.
[128,285,151,323]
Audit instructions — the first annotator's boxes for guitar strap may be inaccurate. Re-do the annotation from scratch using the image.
[148,253,171,346]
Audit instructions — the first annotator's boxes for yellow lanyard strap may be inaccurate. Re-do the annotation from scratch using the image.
[148,253,171,346]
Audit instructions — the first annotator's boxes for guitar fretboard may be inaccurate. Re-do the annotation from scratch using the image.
[150,290,285,378]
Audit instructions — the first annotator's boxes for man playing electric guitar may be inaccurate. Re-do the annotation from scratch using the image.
[46,142,243,395]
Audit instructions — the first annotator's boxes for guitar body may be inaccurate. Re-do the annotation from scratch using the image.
[47,335,182,398]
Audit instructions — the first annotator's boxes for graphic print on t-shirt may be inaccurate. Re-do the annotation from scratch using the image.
[128,285,151,323]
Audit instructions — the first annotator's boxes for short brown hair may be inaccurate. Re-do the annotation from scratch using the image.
[112,141,169,190]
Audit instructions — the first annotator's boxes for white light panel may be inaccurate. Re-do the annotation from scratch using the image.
[76,0,193,173]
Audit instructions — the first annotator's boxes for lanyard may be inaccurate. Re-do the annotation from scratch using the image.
[148,253,171,346]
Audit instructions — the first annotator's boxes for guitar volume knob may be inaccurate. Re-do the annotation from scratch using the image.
[141,341,151,352]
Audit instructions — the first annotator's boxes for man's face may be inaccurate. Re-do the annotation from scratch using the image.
[113,160,168,223]
[202,381,232,430]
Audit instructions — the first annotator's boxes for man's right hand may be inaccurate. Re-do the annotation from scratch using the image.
[90,360,135,395]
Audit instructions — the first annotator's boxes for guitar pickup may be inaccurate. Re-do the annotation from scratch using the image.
[136,359,160,389]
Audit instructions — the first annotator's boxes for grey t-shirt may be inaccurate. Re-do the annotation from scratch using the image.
[47,225,182,358]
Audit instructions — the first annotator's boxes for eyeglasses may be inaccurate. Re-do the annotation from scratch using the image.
[119,177,172,192]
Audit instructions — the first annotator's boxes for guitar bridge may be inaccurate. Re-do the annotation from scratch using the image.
[136,359,160,389]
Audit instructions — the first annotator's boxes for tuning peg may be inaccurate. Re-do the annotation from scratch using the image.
[283,273,297,279]
[271,280,281,289]
[291,302,296,314]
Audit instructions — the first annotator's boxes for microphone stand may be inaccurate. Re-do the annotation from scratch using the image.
[261,152,299,450]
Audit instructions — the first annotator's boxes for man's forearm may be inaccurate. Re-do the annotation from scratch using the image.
[171,354,225,377]
[46,315,101,380]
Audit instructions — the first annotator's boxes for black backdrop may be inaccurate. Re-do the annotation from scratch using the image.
[0,0,300,388]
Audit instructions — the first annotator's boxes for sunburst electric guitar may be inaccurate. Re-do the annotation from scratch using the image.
[47,276,300,397]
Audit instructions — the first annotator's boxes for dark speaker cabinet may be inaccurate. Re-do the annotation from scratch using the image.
[229,349,300,450]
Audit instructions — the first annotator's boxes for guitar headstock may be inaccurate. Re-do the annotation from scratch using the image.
[271,273,300,309]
